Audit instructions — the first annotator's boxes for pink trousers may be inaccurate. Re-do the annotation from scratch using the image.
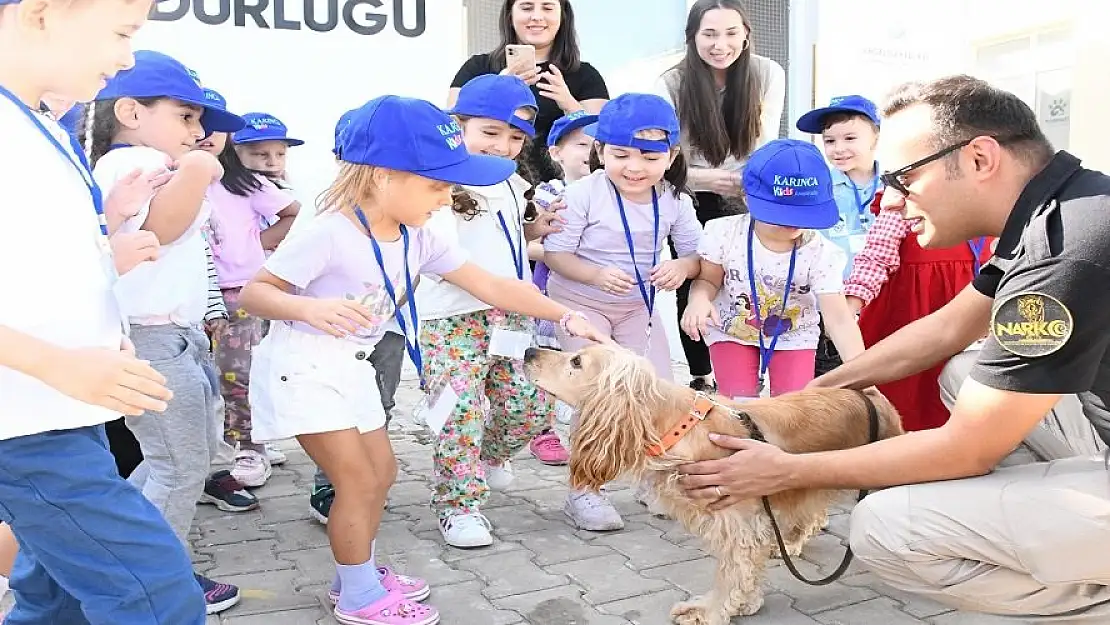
[547,281,673,381]
[708,342,815,399]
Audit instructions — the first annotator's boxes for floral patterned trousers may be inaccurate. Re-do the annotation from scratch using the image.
[419,309,553,519]
[213,287,265,454]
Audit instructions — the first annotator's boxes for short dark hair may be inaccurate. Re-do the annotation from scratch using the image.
[820,111,879,134]
[882,75,1053,167]
[490,0,581,73]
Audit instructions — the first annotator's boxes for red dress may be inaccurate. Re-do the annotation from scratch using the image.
[845,195,994,431]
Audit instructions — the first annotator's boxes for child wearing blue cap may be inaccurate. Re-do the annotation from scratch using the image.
[238,94,605,624]
[544,92,703,530]
[796,95,883,377]
[233,111,302,184]
[681,138,865,400]
[307,106,410,525]
[0,2,207,623]
[82,49,247,614]
[523,108,599,466]
[415,74,570,548]
[194,91,301,493]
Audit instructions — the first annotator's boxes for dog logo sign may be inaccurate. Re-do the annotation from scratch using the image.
[990,292,1073,357]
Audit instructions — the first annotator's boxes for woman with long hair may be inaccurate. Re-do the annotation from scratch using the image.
[654,0,786,392]
[446,0,609,184]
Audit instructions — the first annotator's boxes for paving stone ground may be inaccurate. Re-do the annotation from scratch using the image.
[188,371,1034,625]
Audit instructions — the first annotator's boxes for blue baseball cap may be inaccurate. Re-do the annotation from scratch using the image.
[333,108,357,156]
[448,74,538,138]
[584,93,680,153]
[233,112,304,146]
[95,50,244,135]
[340,95,516,187]
[201,88,244,129]
[547,110,599,148]
[796,95,880,134]
[743,139,839,229]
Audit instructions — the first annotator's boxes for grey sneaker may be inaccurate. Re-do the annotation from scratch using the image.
[564,490,625,531]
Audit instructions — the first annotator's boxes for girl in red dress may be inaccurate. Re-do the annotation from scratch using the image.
[844,190,993,431]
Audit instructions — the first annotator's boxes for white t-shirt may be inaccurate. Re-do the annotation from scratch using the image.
[700,215,846,350]
[0,101,125,440]
[93,147,210,326]
[417,174,531,320]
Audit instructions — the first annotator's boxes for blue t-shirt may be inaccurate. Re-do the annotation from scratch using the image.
[820,164,882,279]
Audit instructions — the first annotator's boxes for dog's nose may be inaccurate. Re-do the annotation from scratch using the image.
[524,347,539,362]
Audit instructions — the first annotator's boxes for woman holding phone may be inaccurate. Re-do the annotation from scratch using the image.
[447,0,609,183]
[653,0,785,393]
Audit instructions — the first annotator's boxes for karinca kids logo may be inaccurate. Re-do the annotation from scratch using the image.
[991,292,1072,357]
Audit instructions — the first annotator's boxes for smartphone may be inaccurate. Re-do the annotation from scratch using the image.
[505,44,537,75]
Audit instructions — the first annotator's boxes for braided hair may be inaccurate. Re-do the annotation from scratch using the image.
[76,97,162,167]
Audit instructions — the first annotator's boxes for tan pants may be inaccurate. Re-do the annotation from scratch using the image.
[850,351,1110,621]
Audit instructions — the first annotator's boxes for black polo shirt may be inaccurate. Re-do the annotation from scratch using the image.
[970,151,1110,444]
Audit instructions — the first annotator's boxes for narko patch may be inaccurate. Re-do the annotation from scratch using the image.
[991,292,1073,357]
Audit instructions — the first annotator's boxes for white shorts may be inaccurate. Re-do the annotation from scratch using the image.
[249,322,386,441]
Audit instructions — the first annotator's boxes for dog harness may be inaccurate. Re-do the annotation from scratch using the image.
[646,392,764,457]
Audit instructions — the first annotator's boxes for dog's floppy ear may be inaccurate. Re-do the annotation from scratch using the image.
[569,350,665,490]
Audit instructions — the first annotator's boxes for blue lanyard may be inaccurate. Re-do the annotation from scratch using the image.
[610,181,660,318]
[354,206,423,382]
[496,182,525,280]
[968,237,987,276]
[747,220,798,388]
[850,164,879,221]
[0,85,107,237]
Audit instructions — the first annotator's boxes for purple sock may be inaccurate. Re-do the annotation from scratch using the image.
[333,541,384,595]
[336,561,387,612]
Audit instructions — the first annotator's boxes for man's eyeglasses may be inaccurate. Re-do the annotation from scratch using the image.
[879,138,974,196]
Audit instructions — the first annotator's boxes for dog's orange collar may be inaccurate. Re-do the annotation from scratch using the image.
[646,392,716,457]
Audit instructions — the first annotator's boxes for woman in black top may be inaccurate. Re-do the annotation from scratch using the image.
[448,0,609,184]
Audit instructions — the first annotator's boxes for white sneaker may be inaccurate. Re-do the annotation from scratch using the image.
[439,512,493,548]
[555,400,575,425]
[231,450,272,488]
[484,461,514,490]
[264,444,287,466]
[564,490,625,531]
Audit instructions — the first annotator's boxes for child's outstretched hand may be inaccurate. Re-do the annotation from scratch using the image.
[105,165,173,223]
[681,298,720,341]
[592,266,635,295]
[42,345,173,416]
[562,313,612,345]
[110,230,160,275]
[650,259,687,291]
[298,298,378,338]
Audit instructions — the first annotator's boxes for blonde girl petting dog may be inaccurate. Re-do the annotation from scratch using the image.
[239,95,605,625]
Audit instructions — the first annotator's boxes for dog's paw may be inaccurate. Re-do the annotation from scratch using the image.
[768,541,804,559]
[728,594,764,617]
[671,598,727,625]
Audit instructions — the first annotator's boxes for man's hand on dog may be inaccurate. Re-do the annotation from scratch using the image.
[679,434,794,510]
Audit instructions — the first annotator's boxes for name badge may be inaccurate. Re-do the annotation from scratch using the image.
[415,374,459,436]
[848,234,868,254]
[488,326,533,360]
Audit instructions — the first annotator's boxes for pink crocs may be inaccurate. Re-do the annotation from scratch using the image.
[529,431,569,465]
[333,590,439,625]
[330,567,431,604]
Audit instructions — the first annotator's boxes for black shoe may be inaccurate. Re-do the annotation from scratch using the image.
[310,485,334,525]
[198,470,259,513]
[689,376,717,393]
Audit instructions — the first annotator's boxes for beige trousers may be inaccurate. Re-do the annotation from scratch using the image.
[850,350,1110,621]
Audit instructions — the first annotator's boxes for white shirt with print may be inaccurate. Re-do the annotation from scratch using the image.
[700,214,846,350]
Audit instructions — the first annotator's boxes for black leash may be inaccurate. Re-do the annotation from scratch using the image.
[755,390,880,586]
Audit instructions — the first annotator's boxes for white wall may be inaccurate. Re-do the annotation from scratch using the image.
[134,0,466,204]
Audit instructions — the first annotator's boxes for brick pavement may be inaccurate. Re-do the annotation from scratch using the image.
[185,377,1034,625]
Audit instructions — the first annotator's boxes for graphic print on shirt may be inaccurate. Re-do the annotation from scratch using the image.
[344,282,396,336]
[721,269,808,343]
